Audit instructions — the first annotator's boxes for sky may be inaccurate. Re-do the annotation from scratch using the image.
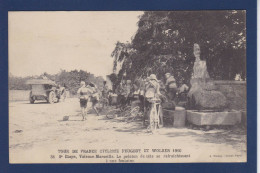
[9,11,143,78]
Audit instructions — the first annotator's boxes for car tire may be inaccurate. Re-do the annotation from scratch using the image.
[48,91,55,104]
[29,92,35,104]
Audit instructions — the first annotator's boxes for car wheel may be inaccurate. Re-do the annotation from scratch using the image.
[29,92,35,104]
[48,91,55,104]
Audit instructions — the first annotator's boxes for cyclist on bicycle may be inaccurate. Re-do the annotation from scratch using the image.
[144,74,161,130]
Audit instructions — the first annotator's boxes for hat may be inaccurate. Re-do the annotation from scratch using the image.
[149,74,158,82]
[80,81,86,86]
[165,72,171,76]
[127,80,131,84]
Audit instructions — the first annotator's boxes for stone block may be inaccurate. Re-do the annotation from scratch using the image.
[187,110,241,126]
[163,107,186,128]
[191,89,227,110]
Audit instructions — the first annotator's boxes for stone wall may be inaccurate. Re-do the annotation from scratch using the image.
[214,80,246,111]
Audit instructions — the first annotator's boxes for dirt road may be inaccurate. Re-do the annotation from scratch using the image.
[9,98,246,163]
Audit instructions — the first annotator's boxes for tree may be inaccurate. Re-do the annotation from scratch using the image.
[9,70,105,95]
[112,11,246,85]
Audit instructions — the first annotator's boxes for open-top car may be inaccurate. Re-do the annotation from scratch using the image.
[26,79,66,104]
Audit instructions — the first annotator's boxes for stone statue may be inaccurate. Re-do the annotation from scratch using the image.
[188,43,227,110]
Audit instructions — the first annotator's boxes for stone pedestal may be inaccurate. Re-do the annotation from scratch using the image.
[186,110,241,126]
[188,78,227,110]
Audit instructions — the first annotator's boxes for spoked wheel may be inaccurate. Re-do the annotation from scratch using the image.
[126,106,142,122]
[48,91,56,104]
[106,109,120,119]
[30,97,35,104]
[158,107,164,128]
[29,91,35,104]
[59,92,66,102]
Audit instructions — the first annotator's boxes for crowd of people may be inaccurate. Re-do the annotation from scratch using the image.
[77,73,189,122]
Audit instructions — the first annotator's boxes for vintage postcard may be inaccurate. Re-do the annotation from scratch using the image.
[8,11,247,163]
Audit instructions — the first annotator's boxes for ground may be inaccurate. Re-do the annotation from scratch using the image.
[9,98,246,163]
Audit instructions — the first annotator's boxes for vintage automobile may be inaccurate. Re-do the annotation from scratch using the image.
[26,79,66,104]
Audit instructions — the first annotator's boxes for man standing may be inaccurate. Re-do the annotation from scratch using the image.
[165,72,177,101]
[144,74,161,131]
[116,81,126,108]
[102,81,109,107]
[89,83,100,116]
[77,81,93,121]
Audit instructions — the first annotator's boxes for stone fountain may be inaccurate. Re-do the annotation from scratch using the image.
[186,44,241,126]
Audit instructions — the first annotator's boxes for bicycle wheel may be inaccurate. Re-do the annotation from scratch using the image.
[126,106,141,122]
[120,106,131,117]
[158,106,164,128]
[106,109,119,119]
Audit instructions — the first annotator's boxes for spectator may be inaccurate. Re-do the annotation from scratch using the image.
[102,81,109,107]
[125,80,132,105]
[165,72,177,101]
[116,81,127,108]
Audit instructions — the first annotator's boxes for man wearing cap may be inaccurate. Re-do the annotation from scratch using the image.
[145,74,160,99]
[165,73,177,101]
[77,81,93,121]
[144,74,161,129]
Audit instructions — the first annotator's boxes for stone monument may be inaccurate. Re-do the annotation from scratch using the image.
[188,43,227,110]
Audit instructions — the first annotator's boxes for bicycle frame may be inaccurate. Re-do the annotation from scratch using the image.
[148,100,161,132]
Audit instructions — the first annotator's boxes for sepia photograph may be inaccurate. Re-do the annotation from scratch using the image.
[8,11,247,163]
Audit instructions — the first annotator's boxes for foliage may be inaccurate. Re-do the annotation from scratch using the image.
[9,74,31,90]
[9,70,105,95]
[111,11,246,86]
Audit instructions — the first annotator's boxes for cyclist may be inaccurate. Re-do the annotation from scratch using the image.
[89,83,100,116]
[144,74,161,131]
[77,81,93,121]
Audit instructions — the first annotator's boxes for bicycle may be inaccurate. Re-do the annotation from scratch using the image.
[106,105,143,122]
[97,97,109,112]
[145,98,163,132]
